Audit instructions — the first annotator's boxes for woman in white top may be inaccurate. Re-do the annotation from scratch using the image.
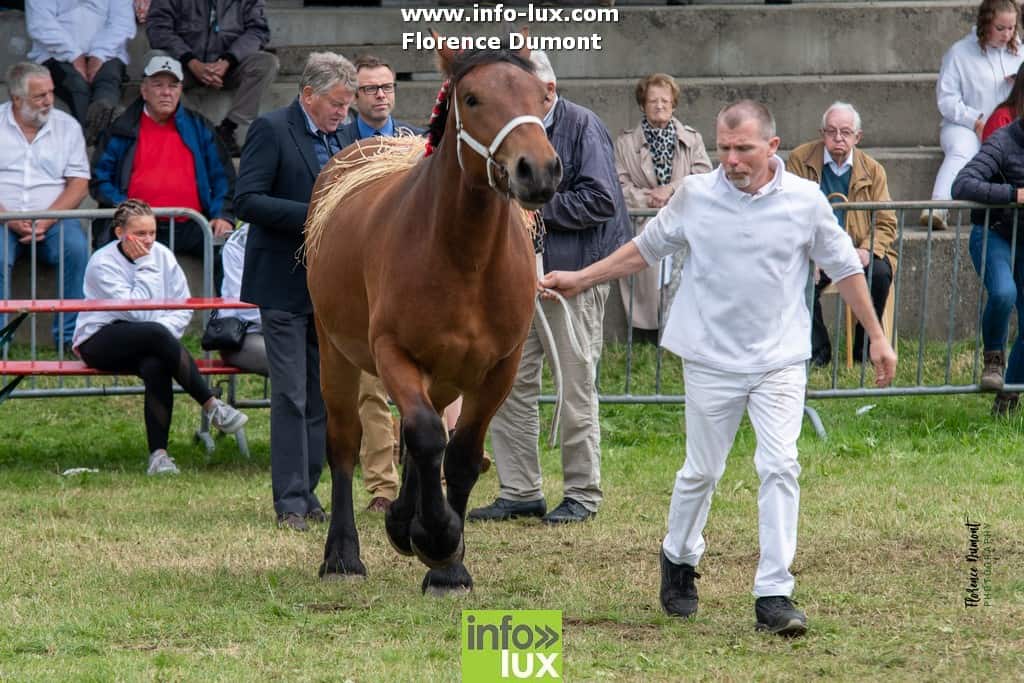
[926,0,1024,230]
[73,199,248,475]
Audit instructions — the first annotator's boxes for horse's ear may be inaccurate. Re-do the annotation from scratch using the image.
[432,29,457,74]
[514,26,531,60]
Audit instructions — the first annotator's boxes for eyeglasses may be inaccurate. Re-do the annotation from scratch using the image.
[822,127,857,140]
[358,83,396,96]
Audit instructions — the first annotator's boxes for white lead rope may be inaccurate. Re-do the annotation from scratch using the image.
[533,253,587,447]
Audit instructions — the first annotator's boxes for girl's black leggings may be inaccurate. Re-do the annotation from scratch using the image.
[78,321,214,452]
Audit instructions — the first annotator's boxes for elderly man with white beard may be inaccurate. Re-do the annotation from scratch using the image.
[0,61,89,350]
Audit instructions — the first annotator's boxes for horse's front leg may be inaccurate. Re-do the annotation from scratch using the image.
[421,349,525,595]
[375,340,463,573]
[317,331,366,580]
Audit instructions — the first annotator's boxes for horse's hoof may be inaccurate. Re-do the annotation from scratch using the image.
[386,532,415,557]
[410,532,465,570]
[385,509,414,557]
[424,584,472,598]
[321,572,366,583]
[422,563,474,596]
[318,559,367,580]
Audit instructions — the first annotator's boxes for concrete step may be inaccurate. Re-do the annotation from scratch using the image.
[264,2,974,78]
[167,73,939,149]
[1,3,975,82]
[837,147,941,204]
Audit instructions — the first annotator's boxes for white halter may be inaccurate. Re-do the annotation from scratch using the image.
[451,84,546,194]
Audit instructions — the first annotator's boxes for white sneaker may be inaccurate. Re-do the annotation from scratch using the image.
[147,450,180,476]
[207,399,248,434]
[919,208,948,231]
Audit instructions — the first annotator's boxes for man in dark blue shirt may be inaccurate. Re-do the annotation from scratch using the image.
[336,55,423,147]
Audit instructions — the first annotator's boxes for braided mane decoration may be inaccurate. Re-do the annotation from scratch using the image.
[423,78,451,157]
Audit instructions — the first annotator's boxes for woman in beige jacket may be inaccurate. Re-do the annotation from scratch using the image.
[614,73,712,341]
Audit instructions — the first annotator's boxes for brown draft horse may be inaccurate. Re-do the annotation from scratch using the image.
[305,42,561,594]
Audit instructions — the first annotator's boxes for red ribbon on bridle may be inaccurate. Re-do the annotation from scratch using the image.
[423,78,451,158]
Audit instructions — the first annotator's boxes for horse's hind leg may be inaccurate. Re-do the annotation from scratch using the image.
[421,349,525,596]
[374,340,462,571]
[317,327,366,580]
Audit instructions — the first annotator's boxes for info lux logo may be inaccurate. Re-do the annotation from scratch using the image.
[462,610,562,681]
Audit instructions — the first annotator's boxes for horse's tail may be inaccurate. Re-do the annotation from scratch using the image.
[304,134,428,263]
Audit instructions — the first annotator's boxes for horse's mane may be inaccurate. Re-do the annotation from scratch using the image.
[426,48,535,153]
[304,134,426,261]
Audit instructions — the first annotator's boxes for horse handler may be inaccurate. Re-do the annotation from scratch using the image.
[540,100,897,637]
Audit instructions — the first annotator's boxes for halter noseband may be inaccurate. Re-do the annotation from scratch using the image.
[451,84,545,194]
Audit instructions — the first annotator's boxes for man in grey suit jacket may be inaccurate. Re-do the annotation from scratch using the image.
[235,52,357,531]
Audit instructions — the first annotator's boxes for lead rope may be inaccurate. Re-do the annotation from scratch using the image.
[531,213,587,447]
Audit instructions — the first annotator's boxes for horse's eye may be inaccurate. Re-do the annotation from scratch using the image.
[465,94,478,107]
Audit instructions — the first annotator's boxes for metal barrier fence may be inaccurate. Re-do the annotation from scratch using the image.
[587,201,1024,436]
[3,202,1023,438]
[1,207,215,400]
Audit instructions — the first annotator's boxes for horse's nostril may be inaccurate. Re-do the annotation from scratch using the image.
[516,157,533,180]
[548,156,565,179]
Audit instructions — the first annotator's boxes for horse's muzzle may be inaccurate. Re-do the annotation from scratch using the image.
[510,155,562,209]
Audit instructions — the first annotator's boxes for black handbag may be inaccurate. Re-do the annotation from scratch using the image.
[201,311,246,352]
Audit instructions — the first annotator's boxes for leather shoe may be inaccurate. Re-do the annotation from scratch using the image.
[467,497,546,521]
[277,512,308,532]
[542,497,595,524]
[366,496,393,512]
[306,507,328,523]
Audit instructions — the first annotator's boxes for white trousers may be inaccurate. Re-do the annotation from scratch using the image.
[931,123,981,201]
[662,361,806,597]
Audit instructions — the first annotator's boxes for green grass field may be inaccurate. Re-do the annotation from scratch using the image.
[1,342,1022,681]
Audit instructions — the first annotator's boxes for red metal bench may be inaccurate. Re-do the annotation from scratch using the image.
[1,297,260,456]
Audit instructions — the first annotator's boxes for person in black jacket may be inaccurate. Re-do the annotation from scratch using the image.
[952,117,1024,414]
[469,50,631,525]
[235,52,356,531]
[145,0,279,155]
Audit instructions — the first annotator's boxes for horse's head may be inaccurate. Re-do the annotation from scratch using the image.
[432,33,562,210]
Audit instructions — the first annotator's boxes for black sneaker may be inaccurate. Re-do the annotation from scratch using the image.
[659,550,699,617]
[277,512,308,532]
[754,596,807,637]
[541,497,596,524]
[467,497,546,521]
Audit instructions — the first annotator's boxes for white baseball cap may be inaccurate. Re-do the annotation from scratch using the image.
[143,55,183,81]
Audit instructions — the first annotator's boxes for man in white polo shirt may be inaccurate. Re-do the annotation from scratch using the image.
[0,61,90,349]
[541,100,897,637]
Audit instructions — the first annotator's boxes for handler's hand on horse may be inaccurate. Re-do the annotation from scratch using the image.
[539,270,585,299]
[869,337,897,388]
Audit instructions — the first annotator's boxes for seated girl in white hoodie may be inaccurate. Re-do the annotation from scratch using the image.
[72,199,247,475]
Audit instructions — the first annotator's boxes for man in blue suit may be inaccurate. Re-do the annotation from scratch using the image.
[235,52,357,531]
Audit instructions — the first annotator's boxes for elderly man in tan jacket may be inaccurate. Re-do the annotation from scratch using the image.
[786,101,898,366]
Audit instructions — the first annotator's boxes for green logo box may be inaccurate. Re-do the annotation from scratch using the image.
[462,609,563,681]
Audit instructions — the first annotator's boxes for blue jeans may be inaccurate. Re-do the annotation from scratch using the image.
[1,219,88,347]
[968,224,1024,384]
